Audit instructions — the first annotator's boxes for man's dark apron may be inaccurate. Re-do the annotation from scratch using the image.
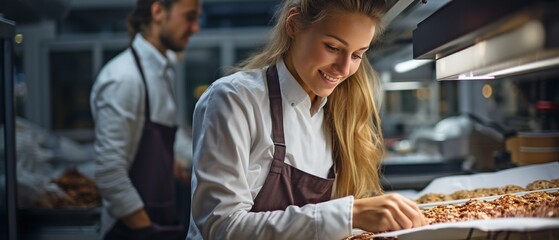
[104,46,181,240]
[250,65,335,212]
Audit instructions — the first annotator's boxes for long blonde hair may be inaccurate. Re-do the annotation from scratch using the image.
[239,0,387,199]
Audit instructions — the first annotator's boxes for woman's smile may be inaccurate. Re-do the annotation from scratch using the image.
[319,69,342,83]
[284,8,376,100]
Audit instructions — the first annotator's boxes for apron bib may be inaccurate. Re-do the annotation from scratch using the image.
[104,46,181,240]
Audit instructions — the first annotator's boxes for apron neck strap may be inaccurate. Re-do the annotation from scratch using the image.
[130,46,151,121]
[266,65,285,147]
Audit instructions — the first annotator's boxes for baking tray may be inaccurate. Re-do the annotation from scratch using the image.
[418,187,559,209]
[373,218,559,240]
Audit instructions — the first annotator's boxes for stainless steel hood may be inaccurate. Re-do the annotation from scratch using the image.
[412,0,559,80]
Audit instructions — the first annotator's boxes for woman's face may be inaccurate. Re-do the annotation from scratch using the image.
[284,8,376,101]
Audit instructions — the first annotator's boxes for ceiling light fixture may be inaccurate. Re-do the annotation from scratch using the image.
[394,59,432,73]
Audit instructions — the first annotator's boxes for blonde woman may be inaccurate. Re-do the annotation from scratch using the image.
[188,0,426,239]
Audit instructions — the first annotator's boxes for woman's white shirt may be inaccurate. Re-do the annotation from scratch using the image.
[188,59,353,240]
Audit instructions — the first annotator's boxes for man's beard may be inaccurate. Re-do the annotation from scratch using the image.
[160,33,185,52]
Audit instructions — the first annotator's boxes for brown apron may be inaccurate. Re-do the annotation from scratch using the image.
[104,46,184,240]
[250,65,335,212]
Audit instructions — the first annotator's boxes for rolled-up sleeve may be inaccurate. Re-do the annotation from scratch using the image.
[190,79,353,240]
[91,74,145,219]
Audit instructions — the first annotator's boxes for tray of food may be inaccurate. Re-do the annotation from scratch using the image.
[345,163,559,240]
[19,167,102,226]
[34,167,101,209]
[347,190,559,240]
[417,180,559,209]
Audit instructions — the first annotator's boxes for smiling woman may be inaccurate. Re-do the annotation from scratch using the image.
[188,0,427,239]
[283,6,377,99]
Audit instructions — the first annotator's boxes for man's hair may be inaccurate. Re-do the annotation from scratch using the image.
[126,0,179,37]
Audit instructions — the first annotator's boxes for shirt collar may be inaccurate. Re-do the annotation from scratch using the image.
[131,33,176,78]
[276,58,327,114]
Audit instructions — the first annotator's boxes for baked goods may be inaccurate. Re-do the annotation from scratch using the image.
[415,179,559,204]
[345,176,559,239]
[345,191,559,239]
[35,168,101,208]
[527,180,558,190]
[415,193,452,204]
[344,232,377,240]
[501,184,526,193]
[422,192,559,224]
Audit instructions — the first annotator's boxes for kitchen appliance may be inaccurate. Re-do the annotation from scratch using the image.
[413,0,559,80]
[409,115,472,161]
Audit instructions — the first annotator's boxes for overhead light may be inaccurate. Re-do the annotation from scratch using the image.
[482,84,493,98]
[382,81,427,91]
[394,59,431,73]
[485,57,559,77]
[14,34,23,44]
[457,74,495,80]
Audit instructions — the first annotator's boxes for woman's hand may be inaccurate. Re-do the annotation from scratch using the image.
[352,193,427,232]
